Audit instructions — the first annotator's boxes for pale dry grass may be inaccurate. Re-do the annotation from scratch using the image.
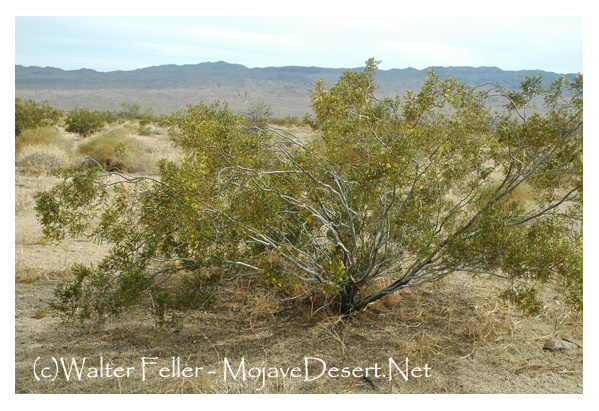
[16,143,74,164]
[278,125,317,144]
[15,128,78,176]
[132,128,184,169]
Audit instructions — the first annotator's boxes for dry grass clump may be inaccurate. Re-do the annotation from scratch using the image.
[266,124,317,146]
[282,125,317,144]
[15,127,75,174]
[15,190,33,215]
[16,151,66,176]
[77,127,156,173]
[134,130,184,166]
[15,126,71,153]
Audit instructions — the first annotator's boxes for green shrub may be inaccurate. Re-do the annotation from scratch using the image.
[65,107,106,137]
[138,126,152,136]
[77,127,153,173]
[121,99,155,120]
[35,60,583,327]
[15,98,63,136]
[138,118,153,136]
[100,110,126,125]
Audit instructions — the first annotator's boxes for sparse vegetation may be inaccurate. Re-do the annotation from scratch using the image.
[270,115,310,128]
[34,59,582,329]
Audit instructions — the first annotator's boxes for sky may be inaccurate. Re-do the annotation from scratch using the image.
[14,13,584,74]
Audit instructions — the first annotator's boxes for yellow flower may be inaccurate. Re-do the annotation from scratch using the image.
[386,163,391,168]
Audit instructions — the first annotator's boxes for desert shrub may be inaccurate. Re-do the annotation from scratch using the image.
[154,114,171,127]
[35,59,582,327]
[138,125,152,136]
[76,127,153,173]
[137,118,154,136]
[15,98,63,136]
[302,113,321,131]
[65,107,106,137]
[100,110,127,125]
[245,98,272,127]
[121,99,155,120]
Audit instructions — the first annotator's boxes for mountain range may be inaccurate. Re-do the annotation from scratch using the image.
[15,61,579,117]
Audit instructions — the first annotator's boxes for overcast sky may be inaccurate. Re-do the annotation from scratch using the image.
[14,14,583,74]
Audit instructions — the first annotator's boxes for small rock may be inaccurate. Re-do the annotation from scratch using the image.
[543,339,580,352]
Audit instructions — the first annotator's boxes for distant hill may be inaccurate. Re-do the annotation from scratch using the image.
[15,61,579,117]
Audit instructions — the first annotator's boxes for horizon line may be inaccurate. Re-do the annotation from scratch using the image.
[15,61,581,75]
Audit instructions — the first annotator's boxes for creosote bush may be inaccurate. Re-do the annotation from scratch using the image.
[245,97,272,127]
[15,98,63,136]
[65,107,106,137]
[35,59,582,327]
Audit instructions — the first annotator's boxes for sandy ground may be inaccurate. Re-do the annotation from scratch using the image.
[14,274,583,394]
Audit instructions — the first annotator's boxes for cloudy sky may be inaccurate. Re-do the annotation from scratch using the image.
[14,12,583,74]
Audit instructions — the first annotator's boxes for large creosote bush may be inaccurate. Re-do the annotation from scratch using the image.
[35,59,582,327]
